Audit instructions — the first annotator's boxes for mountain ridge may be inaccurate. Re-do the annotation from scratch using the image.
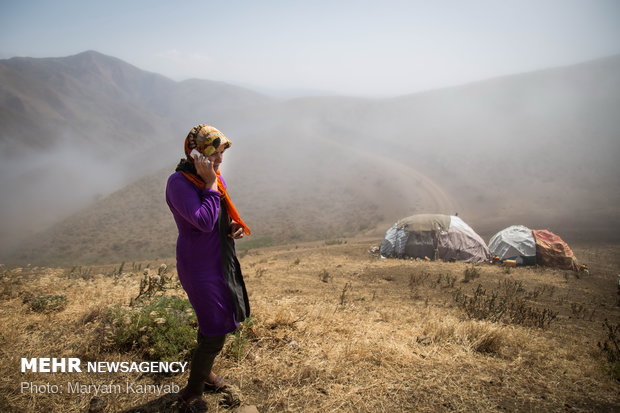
[0,50,273,153]
[2,51,619,265]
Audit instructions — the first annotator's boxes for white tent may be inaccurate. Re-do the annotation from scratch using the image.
[488,225,536,265]
[489,225,579,269]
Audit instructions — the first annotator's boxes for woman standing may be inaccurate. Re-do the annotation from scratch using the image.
[166,124,251,410]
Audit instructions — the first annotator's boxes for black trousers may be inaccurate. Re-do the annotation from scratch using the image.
[187,332,226,394]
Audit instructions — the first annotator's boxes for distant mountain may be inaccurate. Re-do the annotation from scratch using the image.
[0,50,271,155]
[3,52,620,265]
[0,51,273,254]
[366,54,620,235]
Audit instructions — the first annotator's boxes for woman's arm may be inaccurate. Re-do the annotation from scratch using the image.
[166,174,220,232]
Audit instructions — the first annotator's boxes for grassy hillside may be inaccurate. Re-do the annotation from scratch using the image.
[0,51,273,253]
[1,240,618,412]
[7,149,452,266]
[3,53,620,265]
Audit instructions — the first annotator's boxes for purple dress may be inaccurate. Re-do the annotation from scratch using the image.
[165,171,240,337]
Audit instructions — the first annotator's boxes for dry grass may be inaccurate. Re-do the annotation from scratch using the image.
[1,240,619,412]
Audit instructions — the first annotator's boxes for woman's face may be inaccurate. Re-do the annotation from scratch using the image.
[207,147,226,171]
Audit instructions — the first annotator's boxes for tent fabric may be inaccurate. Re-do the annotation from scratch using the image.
[488,226,579,270]
[532,229,579,271]
[439,217,491,263]
[381,224,409,258]
[488,225,536,262]
[396,214,450,232]
[380,214,490,262]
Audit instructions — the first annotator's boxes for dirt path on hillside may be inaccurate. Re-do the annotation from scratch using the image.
[373,152,459,214]
[317,133,458,215]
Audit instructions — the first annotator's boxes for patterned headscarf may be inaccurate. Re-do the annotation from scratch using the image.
[176,124,251,236]
[184,124,232,158]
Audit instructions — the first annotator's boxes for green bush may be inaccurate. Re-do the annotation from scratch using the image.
[103,296,197,362]
[225,317,257,362]
[29,295,68,313]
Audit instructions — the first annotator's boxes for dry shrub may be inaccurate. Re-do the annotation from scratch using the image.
[598,319,620,380]
[266,308,305,329]
[421,317,456,343]
[130,264,173,305]
[0,268,47,301]
[0,270,24,299]
[408,271,431,287]
[421,315,507,354]
[434,273,457,288]
[463,265,481,282]
[318,269,332,283]
[65,265,95,280]
[453,284,558,329]
[456,320,505,354]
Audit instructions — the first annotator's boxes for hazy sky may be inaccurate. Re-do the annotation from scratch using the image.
[1,0,619,96]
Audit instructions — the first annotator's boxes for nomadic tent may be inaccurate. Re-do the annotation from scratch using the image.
[488,225,537,265]
[532,229,579,271]
[380,214,490,263]
[489,226,579,270]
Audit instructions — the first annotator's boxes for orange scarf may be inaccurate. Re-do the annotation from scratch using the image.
[180,171,251,235]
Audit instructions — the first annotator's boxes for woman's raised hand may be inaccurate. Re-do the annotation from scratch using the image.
[193,154,218,190]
